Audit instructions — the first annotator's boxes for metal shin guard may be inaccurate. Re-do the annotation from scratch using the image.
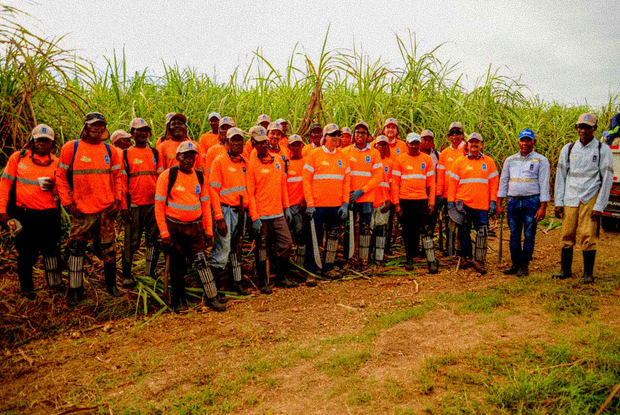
[195,253,218,299]
[68,255,84,289]
[447,220,456,257]
[325,228,339,265]
[230,252,243,282]
[374,225,387,261]
[145,245,159,277]
[257,234,268,263]
[295,244,306,267]
[43,256,63,287]
[422,236,436,263]
[474,225,488,263]
[358,224,372,261]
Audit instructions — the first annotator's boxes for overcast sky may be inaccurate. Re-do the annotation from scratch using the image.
[8,0,620,106]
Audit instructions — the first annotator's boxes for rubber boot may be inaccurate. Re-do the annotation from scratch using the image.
[503,263,520,275]
[104,262,123,297]
[552,247,572,279]
[122,259,136,288]
[232,281,250,296]
[275,258,298,288]
[517,262,529,277]
[581,250,595,284]
[257,261,272,294]
[211,267,228,304]
[205,296,227,312]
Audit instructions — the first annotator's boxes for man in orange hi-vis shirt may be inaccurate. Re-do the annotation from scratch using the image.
[247,126,297,293]
[154,141,223,313]
[382,118,407,161]
[342,121,383,266]
[157,113,203,173]
[120,118,160,288]
[392,133,438,273]
[302,123,351,278]
[56,112,124,304]
[209,127,249,297]
[302,123,323,157]
[198,112,221,162]
[0,124,62,298]
[446,132,499,274]
[205,116,235,174]
[371,135,393,264]
[437,121,467,256]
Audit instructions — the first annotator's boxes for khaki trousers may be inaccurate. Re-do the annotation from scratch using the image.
[560,195,599,251]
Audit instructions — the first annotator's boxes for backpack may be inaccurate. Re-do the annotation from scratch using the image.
[165,165,204,206]
[66,140,112,190]
[6,149,28,217]
[123,146,158,207]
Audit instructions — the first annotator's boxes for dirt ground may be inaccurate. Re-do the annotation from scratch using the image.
[1,218,619,414]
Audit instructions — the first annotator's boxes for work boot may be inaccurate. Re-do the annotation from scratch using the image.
[459,258,472,269]
[275,258,298,288]
[322,267,341,280]
[121,259,136,288]
[258,277,272,294]
[205,296,226,312]
[232,281,250,296]
[257,261,272,294]
[305,277,318,287]
[210,267,229,303]
[581,250,595,284]
[503,263,520,275]
[552,247,573,279]
[472,261,487,275]
[104,262,123,297]
[517,263,529,277]
[428,260,439,274]
[404,260,414,271]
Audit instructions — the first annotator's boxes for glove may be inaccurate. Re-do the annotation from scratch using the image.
[305,207,316,218]
[338,202,349,220]
[489,200,497,216]
[447,202,455,209]
[456,200,465,213]
[252,219,262,232]
[284,207,293,224]
[350,190,364,204]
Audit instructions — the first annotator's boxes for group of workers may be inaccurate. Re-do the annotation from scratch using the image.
[0,110,613,312]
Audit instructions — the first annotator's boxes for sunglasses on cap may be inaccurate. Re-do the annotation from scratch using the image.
[448,130,463,136]
[33,137,53,143]
[576,124,593,130]
[326,132,342,137]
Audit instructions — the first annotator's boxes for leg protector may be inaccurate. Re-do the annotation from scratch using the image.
[324,228,340,265]
[257,234,268,263]
[145,245,159,278]
[474,225,488,263]
[229,252,243,283]
[422,236,438,274]
[447,220,456,257]
[374,225,387,262]
[295,244,306,267]
[195,252,218,299]
[358,224,372,261]
[43,255,63,288]
[68,255,84,289]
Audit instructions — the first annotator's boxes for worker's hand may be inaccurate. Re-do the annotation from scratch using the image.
[107,200,120,218]
[535,206,546,222]
[554,206,564,219]
[39,177,54,192]
[64,204,82,219]
[216,219,228,236]
[591,210,603,218]
[305,207,316,219]
[252,219,262,233]
[489,201,497,217]
[205,234,213,247]
[0,213,9,225]
[395,204,402,217]
[456,200,465,213]
[380,200,391,213]
[161,236,173,249]
[337,202,349,220]
[447,202,455,209]
[284,208,293,224]
[121,209,132,223]
[350,190,364,204]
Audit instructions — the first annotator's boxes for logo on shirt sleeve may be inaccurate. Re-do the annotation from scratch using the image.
[529,163,534,171]
[396,148,401,154]
[276,162,281,171]
[196,185,200,194]
[104,154,110,164]
[592,155,597,162]
[338,160,343,168]
[421,162,426,171]
[365,155,370,163]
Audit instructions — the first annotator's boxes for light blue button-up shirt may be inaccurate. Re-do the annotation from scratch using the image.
[554,139,614,212]
[498,151,551,201]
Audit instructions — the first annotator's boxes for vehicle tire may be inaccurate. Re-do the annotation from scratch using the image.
[601,216,620,232]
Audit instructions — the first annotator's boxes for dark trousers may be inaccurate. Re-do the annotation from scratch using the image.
[507,195,540,265]
[166,218,206,305]
[123,204,159,261]
[259,216,293,259]
[458,205,489,259]
[13,207,61,292]
[399,199,430,261]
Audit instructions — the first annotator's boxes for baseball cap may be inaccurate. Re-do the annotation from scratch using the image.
[518,129,535,140]
[257,114,271,124]
[176,141,199,154]
[354,121,369,131]
[226,127,245,140]
[288,134,304,145]
[374,135,389,144]
[467,132,484,142]
[309,122,322,132]
[208,112,221,120]
[323,123,340,135]
[219,116,236,128]
[130,118,151,130]
[341,127,352,135]
[249,125,268,142]
[275,118,287,124]
[383,118,398,127]
[576,112,597,127]
[267,121,284,132]
[406,132,421,143]
[110,129,132,144]
[31,124,55,141]
[84,112,107,125]
[420,129,435,138]
[448,121,463,132]
[165,113,187,125]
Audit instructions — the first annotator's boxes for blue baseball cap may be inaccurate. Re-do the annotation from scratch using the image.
[518,129,535,140]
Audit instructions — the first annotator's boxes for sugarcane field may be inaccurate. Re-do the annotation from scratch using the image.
[1,2,619,415]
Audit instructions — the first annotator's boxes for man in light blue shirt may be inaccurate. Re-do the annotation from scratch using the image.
[553,113,614,283]
[497,129,550,276]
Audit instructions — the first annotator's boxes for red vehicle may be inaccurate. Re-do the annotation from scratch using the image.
[601,145,620,232]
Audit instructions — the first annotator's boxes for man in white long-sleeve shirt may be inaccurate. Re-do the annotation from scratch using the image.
[553,112,614,283]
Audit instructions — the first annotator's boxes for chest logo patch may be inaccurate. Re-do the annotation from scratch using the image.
[134,158,143,164]
[176,185,185,192]
[18,163,26,170]
[529,163,534,171]
[365,155,370,163]
[482,164,487,171]
[80,156,92,163]
[261,168,270,174]
[195,185,200,194]
[104,154,110,164]
[421,162,426,170]
[228,166,237,172]
[338,160,343,168]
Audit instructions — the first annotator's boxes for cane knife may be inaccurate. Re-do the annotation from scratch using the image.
[309,217,323,269]
[346,210,355,260]
[498,213,504,264]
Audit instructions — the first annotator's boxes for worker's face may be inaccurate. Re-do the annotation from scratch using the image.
[268,129,283,148]
[86,121,106,142]
[407,140,420,156]
[340,133,352,147]
[114,136,132,150]
[384,123,398,139]
[177,151,196,173]
[420,136,434,152]
[375,141,388,158]
[254,140,269,158]
[209,117,220,133]
[33,138,53,157]
[448,129,464,147]
[577,123,596,144]
[353,127,369,149]
[288,141,303,158]
[467,139,482,156]
[309,127,323,146]
[518,137,534,155]
[169,118,187,139]
[219,124,231,141]
[324,133,341,151]
[133,128,151,146]
[227,135,244,156]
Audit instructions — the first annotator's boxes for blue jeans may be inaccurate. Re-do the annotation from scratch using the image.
[507,195,540,265]
[352,201,373,225]
[305,206,341,272]
[210,205,240,269]
[458,205,489,259]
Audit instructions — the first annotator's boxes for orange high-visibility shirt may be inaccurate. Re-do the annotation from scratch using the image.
[446,154,499,211]
[122,146,158,209]
[199,131,220,167]
[154,168,212,238]
[157,138,203,173]
[249,146,289,163]
[204,142,227,175]
[302,143,320,157]
[391,152,435,205]
[0,150,59,213]
[387,139,407,161]
[302,146,351,208]
[56,140,123,214]
[114,147,127,200]
[247,156,289,221]
[342,145,383,204]
[242,140,253,161]
[286,157,305,206]
[209,153,248,220]
[373,156,393,207]
[437,142,466,197]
